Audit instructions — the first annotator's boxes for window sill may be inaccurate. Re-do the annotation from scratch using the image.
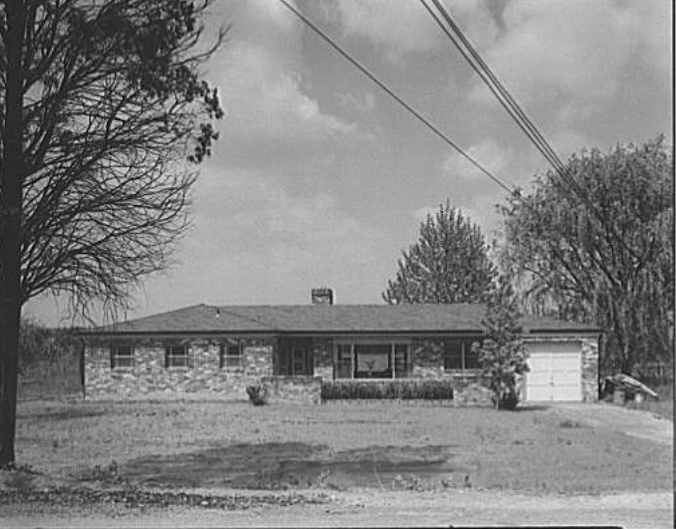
[166,366,193,371]
[445,370,482,377]
[333,377,409,381]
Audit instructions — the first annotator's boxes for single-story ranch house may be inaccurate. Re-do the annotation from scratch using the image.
[82,289,600,404]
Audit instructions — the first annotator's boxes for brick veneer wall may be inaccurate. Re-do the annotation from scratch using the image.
[85,338,274,400]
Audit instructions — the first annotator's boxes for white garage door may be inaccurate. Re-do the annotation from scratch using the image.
[525,342,582,402]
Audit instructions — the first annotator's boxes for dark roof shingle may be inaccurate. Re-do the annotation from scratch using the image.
[86,303,599,335]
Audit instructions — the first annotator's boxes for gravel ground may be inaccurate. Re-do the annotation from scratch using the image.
[1,488,672,528]
[554,402,674,445]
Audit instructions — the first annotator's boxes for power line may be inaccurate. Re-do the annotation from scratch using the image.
[276,0,516,196]
[276,0,637,278]
[420,0,566,175]
[421,0,641,265]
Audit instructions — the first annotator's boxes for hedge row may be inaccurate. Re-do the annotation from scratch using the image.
[321,379,454,401]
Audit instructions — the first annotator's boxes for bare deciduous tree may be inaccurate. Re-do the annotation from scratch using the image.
[0,0,226,466]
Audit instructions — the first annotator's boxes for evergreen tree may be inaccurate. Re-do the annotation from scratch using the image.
[383,202,496,304]
[472,276,529,409]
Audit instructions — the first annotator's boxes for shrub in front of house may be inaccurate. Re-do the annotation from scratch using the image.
[246,382,268,405]
[474,277,529,410]
[321,379,454,401]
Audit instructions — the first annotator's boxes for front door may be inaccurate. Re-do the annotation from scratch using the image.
[277,338,313,376]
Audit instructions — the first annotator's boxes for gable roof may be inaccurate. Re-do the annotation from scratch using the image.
[84,303,599,336]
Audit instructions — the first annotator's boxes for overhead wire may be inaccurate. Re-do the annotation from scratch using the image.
[276,0,516,196]
[420,0,566,175]
[421,0,639,265]
[276,0,637,274]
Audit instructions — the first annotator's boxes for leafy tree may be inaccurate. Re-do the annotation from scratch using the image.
[17,318,79,376]
[472,276,529,410]
[0,0,226,466]
[500,137,674,377]
[383,202,497,304]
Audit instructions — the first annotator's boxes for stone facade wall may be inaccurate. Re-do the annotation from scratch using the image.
[453,381,493,407]
[261,376,322,404]
[85,333,598,403]
[85,338,273,401]
[581,338,599,402]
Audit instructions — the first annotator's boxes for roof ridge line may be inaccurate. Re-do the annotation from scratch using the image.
[212,305,280,332]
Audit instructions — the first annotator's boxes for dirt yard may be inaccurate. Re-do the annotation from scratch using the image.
[11,399,673,493]
[2,399,673,527]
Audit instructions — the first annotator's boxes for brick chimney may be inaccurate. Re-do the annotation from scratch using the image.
[311,287,334,305]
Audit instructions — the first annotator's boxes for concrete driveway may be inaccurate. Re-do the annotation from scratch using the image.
[552,402,673,446]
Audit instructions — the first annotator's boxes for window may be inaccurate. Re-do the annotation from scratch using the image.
[110,345,133,369]
[276,339,313,376]
[220,342,242,369]
[355,344,392,378]
[444,339,481,372]
[336,344,352,378]
[394,344,408,378]
[165,345,192,368]
[334,342,409,379]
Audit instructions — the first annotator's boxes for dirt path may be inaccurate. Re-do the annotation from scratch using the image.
[553,403,674,446]
[2,489,673,528]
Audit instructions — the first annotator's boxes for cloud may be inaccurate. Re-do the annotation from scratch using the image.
[469,0,671,117]
[208,0,372,166]
[328,0,441,59]
[147,168,393,308]
[443,138,513,183]
[436,139,515,239]
[337,91,376,113]
[413,205,437,223]
[325,0,498,63]
[219,45,370,144]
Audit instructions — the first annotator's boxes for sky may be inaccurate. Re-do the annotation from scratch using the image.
[26,0,673,326]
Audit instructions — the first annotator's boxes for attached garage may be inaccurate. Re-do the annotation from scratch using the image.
[523,338,597,402]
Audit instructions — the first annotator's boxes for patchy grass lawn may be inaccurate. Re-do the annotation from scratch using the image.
[14,399,673,495]
[627,384,674,421]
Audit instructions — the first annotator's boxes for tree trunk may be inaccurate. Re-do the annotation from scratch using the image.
[0,1,26,467]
